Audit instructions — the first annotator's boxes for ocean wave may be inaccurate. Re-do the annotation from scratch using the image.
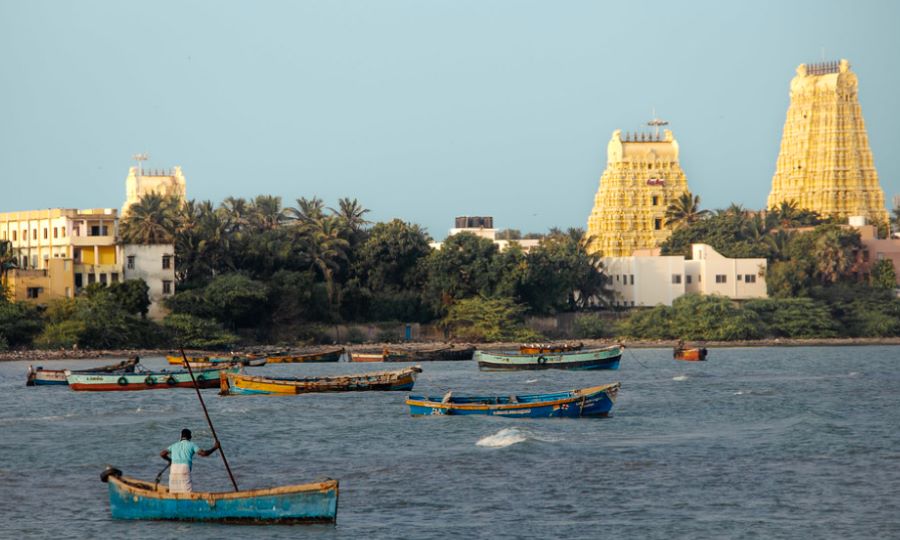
[525,379,538,384]
[476,428,528,448]
[672,375,689,381]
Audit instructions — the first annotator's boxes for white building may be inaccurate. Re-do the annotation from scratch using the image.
[602,244,767,307]
[122,244,176,320]
[430,216,542,252]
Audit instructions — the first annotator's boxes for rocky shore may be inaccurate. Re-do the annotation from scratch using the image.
[3,337,900,362]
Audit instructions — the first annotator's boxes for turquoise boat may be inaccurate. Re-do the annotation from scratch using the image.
[101,467,338,523]
[475,345,622,371]
[407,382,621,418]
[67,366,238,391]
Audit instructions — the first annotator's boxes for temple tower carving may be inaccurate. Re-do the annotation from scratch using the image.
[586,128,691,256]
[767,59,888,223]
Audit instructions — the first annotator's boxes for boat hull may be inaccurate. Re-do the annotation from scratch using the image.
[348,352,386,362]
[221,366,421,395]
[266,348,344,363]
[407,383,620,418]
[385,346,476,362]
[27,370,69,385]
[476,346,622,371]
[67,368,234,391]
[27,358,139,386]
[105,472,338,523]
[674,348,708,361]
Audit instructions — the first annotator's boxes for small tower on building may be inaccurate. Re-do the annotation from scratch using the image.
[586,124,692,256]
[121,154,187,216]
[767,59,888,223]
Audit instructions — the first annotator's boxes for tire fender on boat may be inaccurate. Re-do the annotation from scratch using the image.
[166,375,178,386]
[145,376,157,386]
[537,355,547,365]
[117,376,128,386]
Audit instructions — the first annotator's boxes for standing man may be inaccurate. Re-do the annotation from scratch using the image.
[160,428,220,493]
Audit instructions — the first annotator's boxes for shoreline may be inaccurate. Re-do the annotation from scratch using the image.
[3,337,900,362]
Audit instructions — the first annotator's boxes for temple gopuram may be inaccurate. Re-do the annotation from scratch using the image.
[586,127,691,256]
[768,59,889,223]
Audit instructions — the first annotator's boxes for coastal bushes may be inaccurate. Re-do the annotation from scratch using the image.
[439,297,541,342]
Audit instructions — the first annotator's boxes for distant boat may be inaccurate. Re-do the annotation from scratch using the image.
[220,366,422,395]
[67,366,238,391]
[348,351,386,362]
[406,382,621,418]
[518,342,583,355]
[26,358,139,387]
[476,345,622,371]
[100,467,338,523]
[166,355,251,365]
[266,347,345,363]
[674,347,708,361]
[384,345,476,362]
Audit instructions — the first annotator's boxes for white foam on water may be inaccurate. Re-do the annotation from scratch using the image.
[733,390,745,395]
[672,375,689,381]
[476,428,528,448]
[525,379,538,384]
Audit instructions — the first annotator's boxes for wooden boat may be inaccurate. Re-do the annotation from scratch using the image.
[67,366,239,391]
[407,382,620,418]
[166,354,252,365]
[674,347,708,361]
[348,351,386,362]
[476,345,622,371]
[26,358,139,386]
[519,342,583,355]
[101,467,338,523]
[384,345,476,362]
[184,358,267,369]
[220,366,422,395]
[266,347,345,363]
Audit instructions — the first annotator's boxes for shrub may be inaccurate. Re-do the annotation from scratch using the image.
[161,314,238,349]
[573,313,607,339]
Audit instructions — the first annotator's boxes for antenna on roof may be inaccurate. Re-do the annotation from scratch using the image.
[132,153,149,176]
[647,108,669,139]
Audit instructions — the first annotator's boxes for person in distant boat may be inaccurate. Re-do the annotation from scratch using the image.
[160,429,220,493]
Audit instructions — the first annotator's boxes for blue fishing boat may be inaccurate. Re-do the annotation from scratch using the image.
[406,382,620,418]
[475,345,622,371]
[101,467,338,523]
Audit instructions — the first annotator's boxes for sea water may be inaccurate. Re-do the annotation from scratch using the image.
[1,346,899,539]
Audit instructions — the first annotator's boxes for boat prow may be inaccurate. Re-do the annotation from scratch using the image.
[101,467,339,524]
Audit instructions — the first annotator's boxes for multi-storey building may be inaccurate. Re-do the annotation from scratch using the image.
[586,128,692,257]
[768,59,889,223]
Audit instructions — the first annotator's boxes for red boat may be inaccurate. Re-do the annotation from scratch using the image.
[674,347,708,361]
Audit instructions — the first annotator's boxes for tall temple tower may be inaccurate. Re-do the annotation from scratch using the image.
[121,154,187,216]
[768,59,888,223]
[586,127,691,256]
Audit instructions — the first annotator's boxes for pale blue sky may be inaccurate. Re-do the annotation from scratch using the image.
[1,0,898,238]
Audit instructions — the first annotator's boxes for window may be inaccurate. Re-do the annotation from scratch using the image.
[615,275,620,282]
[88,273,96,285]
[736,274,743,282]
[73,248,81,262]
[629,274,634,285]
[652,195,659,206]
[127,255,135,270]
[43,228,48,239]
[75,273,83,288]
[99,273,108,285]
[54,227,58,238]
[73,226,79,236]
[630,301,635,307]
[31,255,37,268]
[686,275,692,284]
[33,229,37,240]
[12,230,16,241]
[672,274,682,284]
[715,274,727,283]
[745,274,756,283]
[654,218,662,230]
[111,273,119,283]
[61,226,66,237]
[162,280,173,295]
[27,287,42,299]
[21,256,27,268]
[862,250,870,262]
[162,255,172,269]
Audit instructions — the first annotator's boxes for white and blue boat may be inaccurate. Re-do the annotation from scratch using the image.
[406,382,620,418]
[475,345,622,371]
[26,358,139,386]
[101,467,338,524]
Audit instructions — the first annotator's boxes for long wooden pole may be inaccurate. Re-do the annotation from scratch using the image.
[180,348,239,491]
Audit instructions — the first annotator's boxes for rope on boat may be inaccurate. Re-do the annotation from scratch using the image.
[623,344,652,370]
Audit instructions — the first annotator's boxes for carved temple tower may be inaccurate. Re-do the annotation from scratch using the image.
[586,128,691,256]
[767,59,888,223]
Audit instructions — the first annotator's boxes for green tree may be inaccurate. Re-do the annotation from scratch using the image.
[421,233,500,316]
[744,298,839,338]
[813,227,861,284]
[161,313,238,349]
[200,273,269,329]
[0,240,17,293]
[0,300,44,347]
[870,259,898,289]
[439,296,540,342]
[120,192,179,244]
[665,192,710,229]
[108,279,151,318]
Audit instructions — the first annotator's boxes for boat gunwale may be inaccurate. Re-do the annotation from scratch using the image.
[406,382,620,411]
[476,345,621,360]
[109,474,338,501]
[225,366,422,387]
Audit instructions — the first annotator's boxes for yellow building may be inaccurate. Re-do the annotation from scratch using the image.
[0,208,122,300]
[122,164,186,216]
[586,129,692,256]
[768,59,889,223]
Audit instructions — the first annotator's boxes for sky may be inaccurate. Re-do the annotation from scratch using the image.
[1,0,898,239]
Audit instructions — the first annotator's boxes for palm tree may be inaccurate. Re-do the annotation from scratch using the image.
[814,229,857,284]
[0,240,18,294]
[329,197,370,233]
[221,196,250,233]
[665,192,709,229]
[286,196,325,226]
[119,192,178,244]
[248,195,286,231]
[302,216,350,305]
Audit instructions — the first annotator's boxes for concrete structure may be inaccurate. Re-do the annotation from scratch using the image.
[431,216,541,252]
[586,128,692,257]
[122,164,186,216]
[768,60,889,223]
[854,225,900,286]
[123,244,176,319]
[602,244,767,307]
[5,258,75,304]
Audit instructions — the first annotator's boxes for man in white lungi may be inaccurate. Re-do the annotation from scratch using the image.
[160,429,220,493]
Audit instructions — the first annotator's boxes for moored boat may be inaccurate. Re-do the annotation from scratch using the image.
[384,345,476,362]
[27,358,139,387]
[101,467,338,523]
[348,351,386,362]
[476,345,622,371]
[220,366,422,395]
[674,347,708,361]
[166,355,251,365]
[406,382,620,418]
[67,366,238,391]
[519,342,583,355]
[266,347,345,363]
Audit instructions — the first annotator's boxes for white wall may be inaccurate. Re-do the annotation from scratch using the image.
[122,244,175,320]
